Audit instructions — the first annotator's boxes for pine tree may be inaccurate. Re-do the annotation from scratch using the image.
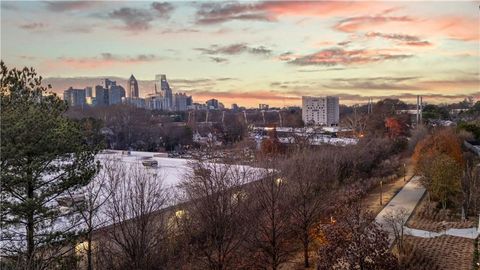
[0,61,99,269]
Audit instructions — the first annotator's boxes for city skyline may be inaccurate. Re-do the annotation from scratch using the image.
[1,1,479,107]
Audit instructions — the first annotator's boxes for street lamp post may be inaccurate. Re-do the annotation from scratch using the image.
[478,212,480,233]
[380,180,383,206]
[403,163,406,182]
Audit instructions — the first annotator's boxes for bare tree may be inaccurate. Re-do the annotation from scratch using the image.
[100,162,170,270]
[65,158,118,270]
[247,162,294,270]
[177,159,255,270]
[281,150,328,268]
[384,207,410,255]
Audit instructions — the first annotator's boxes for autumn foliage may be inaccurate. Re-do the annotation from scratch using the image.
[260,127,285,156]
[413,129,464,209]
[385,117,408,138]
[412,129,464,168]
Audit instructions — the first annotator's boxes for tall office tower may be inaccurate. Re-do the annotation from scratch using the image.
[302,96,339,126]
[94,85,109,106]
[109,85,126,105]
[104,78,116,89]
[155,74,172,109]
[127,74,139,98]
[206,98,219,110]
[63,87,86,107]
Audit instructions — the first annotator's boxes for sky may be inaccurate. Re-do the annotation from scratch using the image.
[1,0,479,108]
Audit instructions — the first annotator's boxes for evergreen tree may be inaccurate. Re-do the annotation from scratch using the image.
[0,62,99,269]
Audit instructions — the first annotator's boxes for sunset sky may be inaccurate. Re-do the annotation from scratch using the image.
[1,1,479,107]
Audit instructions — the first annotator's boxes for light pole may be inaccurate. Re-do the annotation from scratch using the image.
[477,212,480,233]
[380,180,383,206]
[403,163,406,182]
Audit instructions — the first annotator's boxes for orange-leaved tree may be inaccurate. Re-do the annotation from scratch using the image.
[412,128,464,209]
[385,117,407,138]
[412,128,464,168]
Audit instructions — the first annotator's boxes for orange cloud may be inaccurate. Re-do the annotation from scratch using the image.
[335,13,479,42]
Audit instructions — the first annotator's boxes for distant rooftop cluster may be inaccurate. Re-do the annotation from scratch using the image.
[63,74,226,112]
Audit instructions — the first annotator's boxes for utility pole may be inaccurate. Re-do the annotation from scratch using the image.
[404,163,406,182]
[278,111,283,127]
[416,95,420,126]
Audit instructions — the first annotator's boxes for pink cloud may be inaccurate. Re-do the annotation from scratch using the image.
[286,48,412,66]
[44,53,162,70]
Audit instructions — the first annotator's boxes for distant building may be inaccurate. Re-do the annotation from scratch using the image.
[231,103,239,111]
[259,104,269,110]
[206,98,219,110]
[302,96,339,126]
[155,74,172,110]
[109,85,125,105]
[94,85,109,106]
[146,94,164,110]
[85,87,93,98]
[127,74,139,98]
[189,103,207,110]
[63,87,86,107]
[101,78,125,105]
[173,93,191,111]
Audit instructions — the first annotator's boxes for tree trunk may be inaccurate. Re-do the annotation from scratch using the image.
[87,233,93,270]
[27,179,35,270]
[303,231,309,268]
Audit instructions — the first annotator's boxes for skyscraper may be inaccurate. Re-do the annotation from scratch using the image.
[101,78,125,105]
[94,85,109,106]
[155,74,172,110]
[63,87,86,107]
[109,85,125,105]
[127,74,139,98]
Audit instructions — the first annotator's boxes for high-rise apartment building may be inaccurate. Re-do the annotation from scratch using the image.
[127,74,139,98]
[63,87,86,107]
[302,96,339,126]
[259,104,269,110]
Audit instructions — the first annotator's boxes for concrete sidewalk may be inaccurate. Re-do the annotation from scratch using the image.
[374,176,426,243]
[404,227,479,239]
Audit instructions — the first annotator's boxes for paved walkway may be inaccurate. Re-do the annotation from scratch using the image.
[375,176,480,244]
[404,227,479,239]
[374,176,426,244]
